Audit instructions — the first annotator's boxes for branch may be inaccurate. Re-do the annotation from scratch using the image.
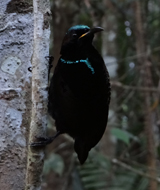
[62,155,76,190]
[111,81,159,92]
[112,158,160,183]
[106,46,160,66]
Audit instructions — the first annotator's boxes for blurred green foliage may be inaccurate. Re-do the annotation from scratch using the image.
[43,153,64,176]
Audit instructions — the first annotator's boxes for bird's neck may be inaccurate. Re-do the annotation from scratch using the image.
[61,43,92,61]
[60,57,95,74]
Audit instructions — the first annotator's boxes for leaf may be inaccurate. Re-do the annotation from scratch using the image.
[43,153,64,176]
[111,128,131,145]
[84,181,107,189]
[137,178,148,190]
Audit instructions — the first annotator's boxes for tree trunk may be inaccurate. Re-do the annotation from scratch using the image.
[134,1,158,190]
[0,0,33,189]
[0,0,51,189]
[25,0,51,189]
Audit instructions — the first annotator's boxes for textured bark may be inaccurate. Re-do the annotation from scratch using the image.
[0,0,50,189]
[134,1,158,190]
[25,0,51,189]
[0,0,33,189]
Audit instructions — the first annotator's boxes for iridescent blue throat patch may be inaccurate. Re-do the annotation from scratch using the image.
[60,58,95,74]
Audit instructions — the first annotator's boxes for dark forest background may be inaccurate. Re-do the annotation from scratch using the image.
[42,1,160,190]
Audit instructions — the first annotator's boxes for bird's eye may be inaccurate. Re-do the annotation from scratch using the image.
[84,28,89,32]
[72,33,77,39]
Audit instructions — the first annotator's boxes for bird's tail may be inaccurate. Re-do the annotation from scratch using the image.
[74,138,89,164]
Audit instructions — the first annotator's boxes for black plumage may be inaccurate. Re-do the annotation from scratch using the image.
[31,25,111,164]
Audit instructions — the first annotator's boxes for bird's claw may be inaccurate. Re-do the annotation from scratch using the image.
[30,136,52,147]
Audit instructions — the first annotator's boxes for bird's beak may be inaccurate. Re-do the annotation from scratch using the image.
[79,27,104,39]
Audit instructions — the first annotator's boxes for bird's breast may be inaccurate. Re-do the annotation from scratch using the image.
[49,54,110,140]
[59,57,99,98]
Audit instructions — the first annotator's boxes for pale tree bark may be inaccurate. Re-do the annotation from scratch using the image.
[25,0,51,189]
[134,1,158,190]
[0,0,33,189]
[0,0,51,190]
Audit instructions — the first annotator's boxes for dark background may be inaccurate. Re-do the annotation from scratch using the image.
[42,1,160,190]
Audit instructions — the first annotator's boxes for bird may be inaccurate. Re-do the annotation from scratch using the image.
[30,25,111,164]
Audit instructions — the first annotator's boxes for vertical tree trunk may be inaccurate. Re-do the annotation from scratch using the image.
[25,0,51,189]
[99,0,117,158]
[0,0,33,189]
[134,1,157,190]
[0,0,51,189]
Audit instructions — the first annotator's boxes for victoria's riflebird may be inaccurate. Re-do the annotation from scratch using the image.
[30,25,111,164]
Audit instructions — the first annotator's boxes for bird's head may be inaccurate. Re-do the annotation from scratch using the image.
[60,25,103,55]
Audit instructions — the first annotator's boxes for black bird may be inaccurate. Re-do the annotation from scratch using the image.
[31,25,111,164]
